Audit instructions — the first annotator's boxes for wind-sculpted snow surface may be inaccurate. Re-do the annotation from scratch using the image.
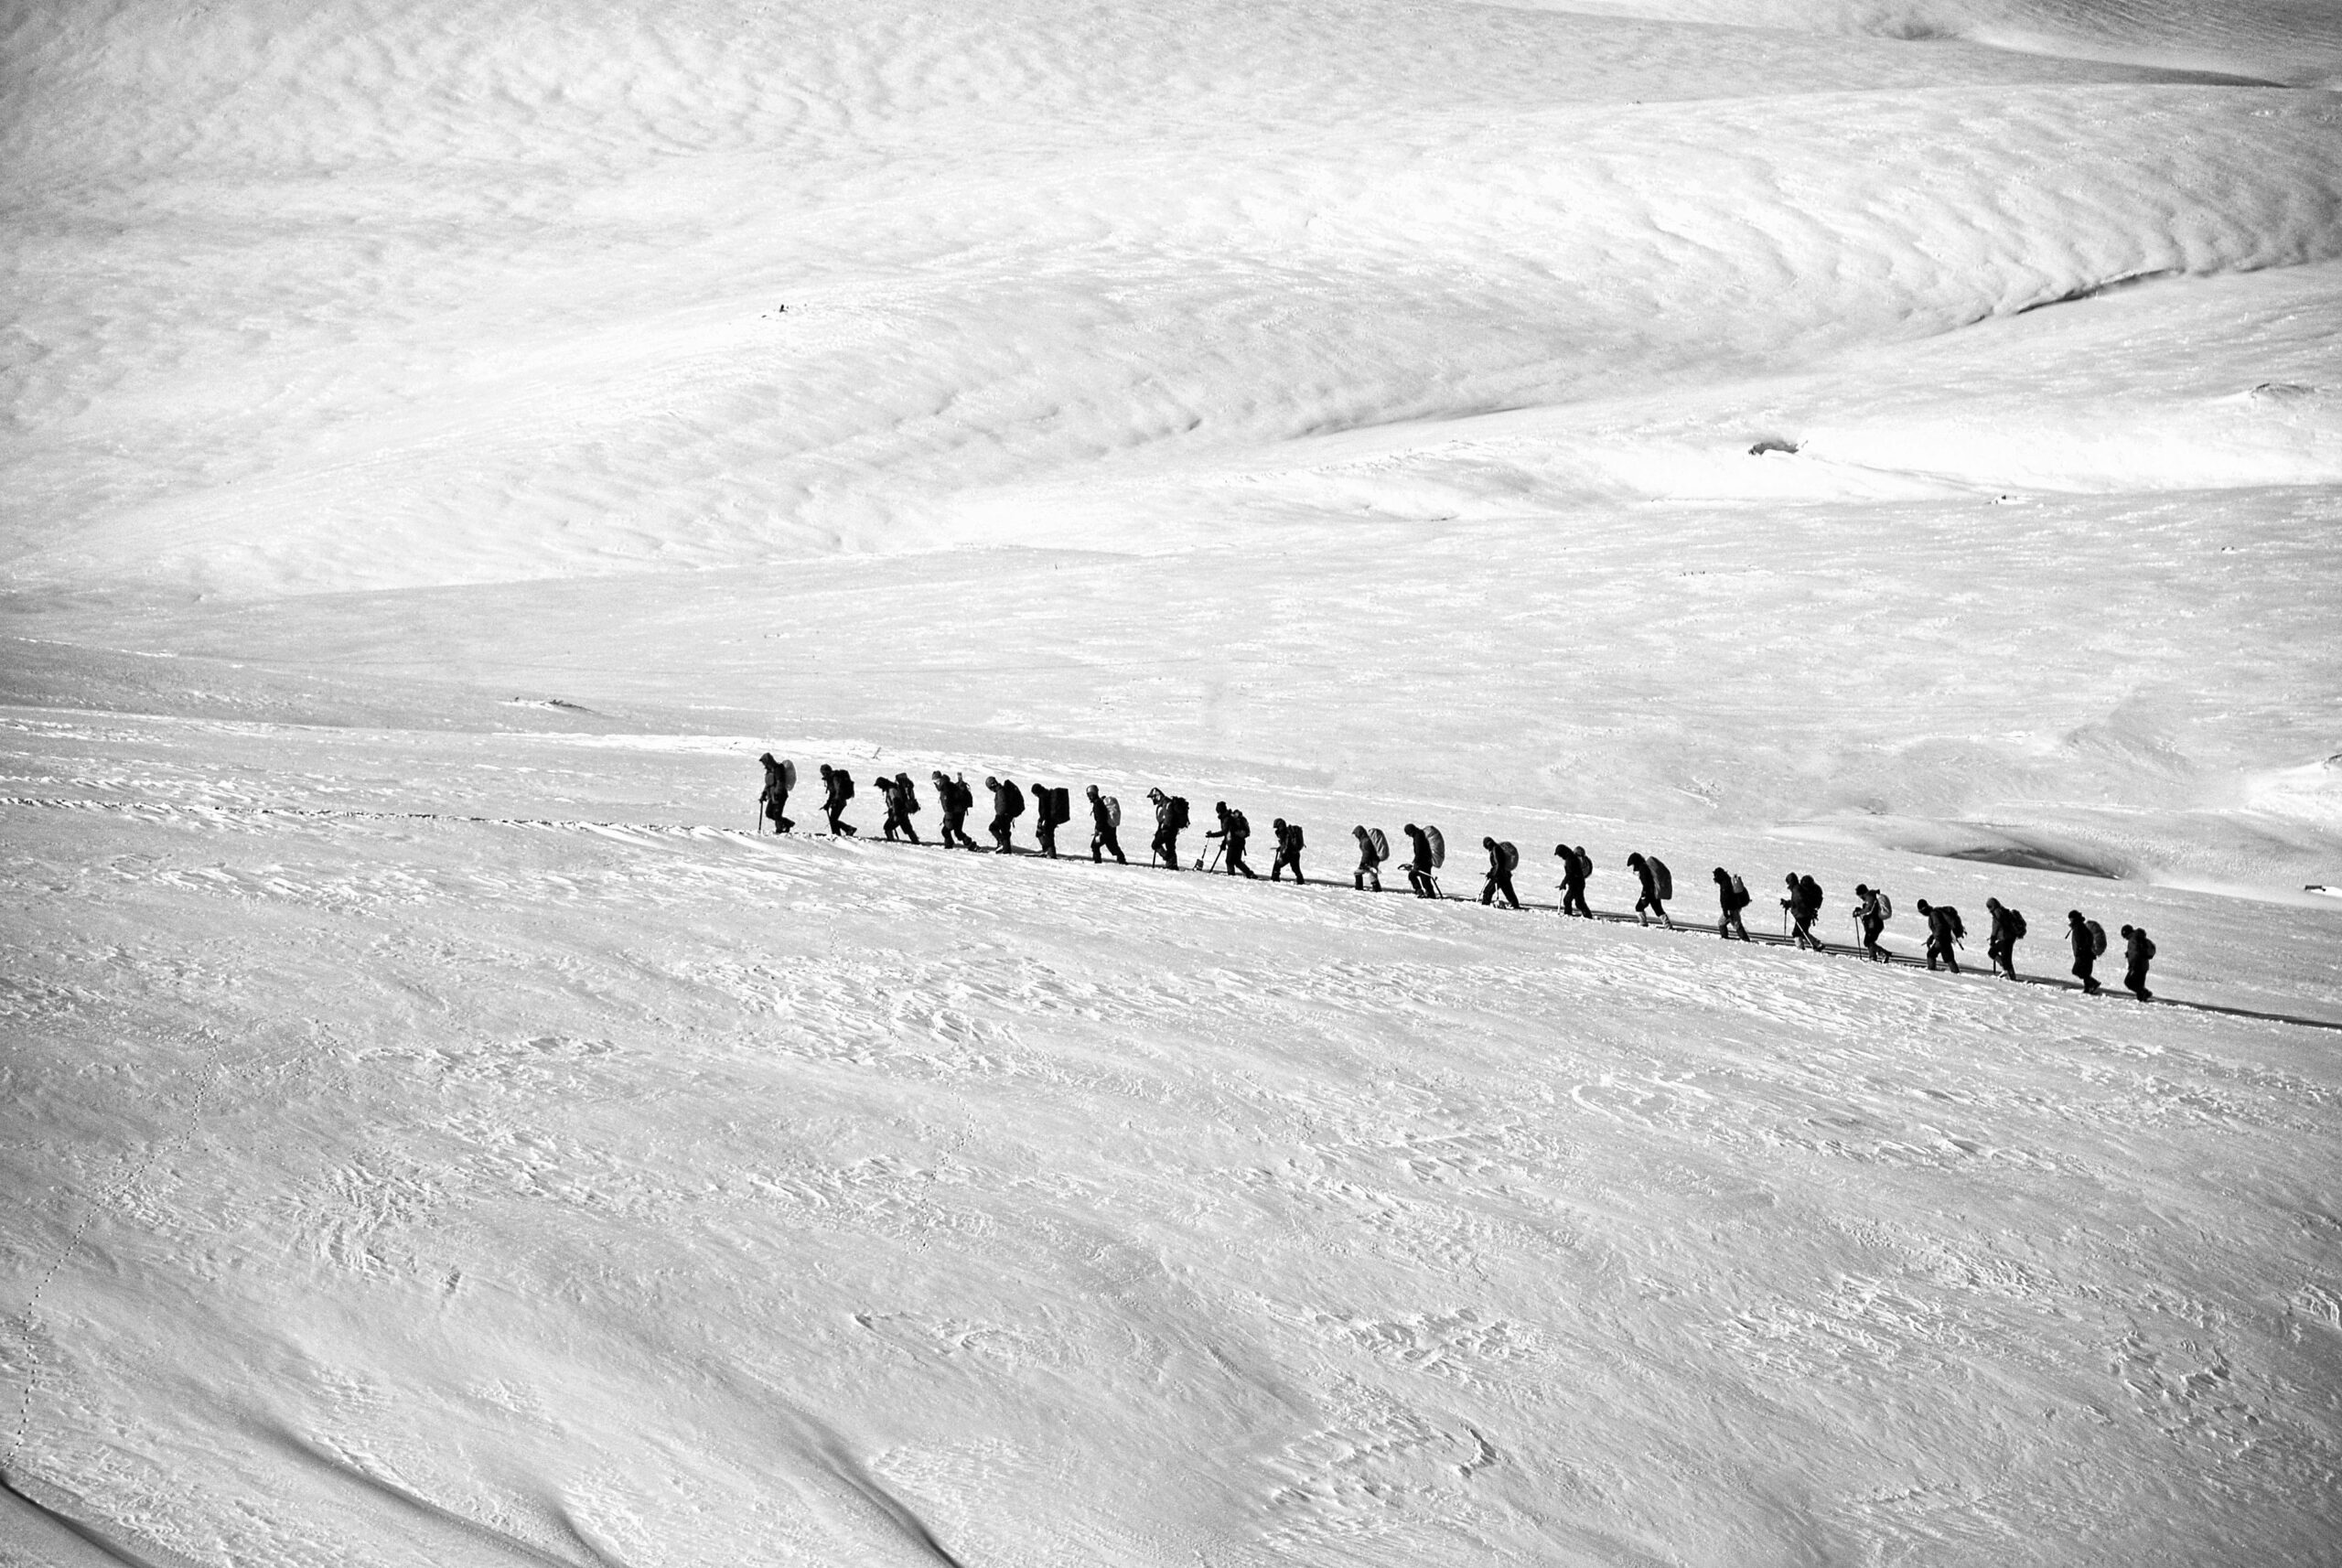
[3,718,2340,1566]
[4,3,2340,590]
[5,0,2342,1562]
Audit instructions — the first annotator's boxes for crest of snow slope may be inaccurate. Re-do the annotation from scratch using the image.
[2,1,2340,593]
[1505,0,2342,87]
[3,714,2340,1566]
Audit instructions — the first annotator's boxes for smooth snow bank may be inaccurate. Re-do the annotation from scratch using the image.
[4,712,2340,1566]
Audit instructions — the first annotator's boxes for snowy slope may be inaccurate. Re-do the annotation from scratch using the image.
[5,0,2342,1563]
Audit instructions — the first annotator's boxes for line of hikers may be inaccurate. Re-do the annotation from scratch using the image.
[757,754,2160,1001]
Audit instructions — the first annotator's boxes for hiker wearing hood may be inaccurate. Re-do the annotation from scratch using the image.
[820,764,857,836]
[757,753,793,834]
[1087,784,1126,865]
[1147,788,1187,869]
[1352,825,1385,891]
[2120,924,2156,1001]
[1713,866,1751,940]
[1206,802,1258,877]
[1402,824,1438,898]
[1985,897,2025,979]
[984,775,1024,854]
[1556,844,1593,918]
[1270,819,1305,883]
[1480,838,1520,909]
[1852,884,1889,961]
[2068,909,2101,994]
[1628,853,1673,929]
[931,770,977,850]
[1915,898,1963,972]
[1782,872,1823,950]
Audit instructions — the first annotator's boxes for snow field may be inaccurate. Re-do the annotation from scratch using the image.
[4,724,2340,1564]
[6,0,2342,1561]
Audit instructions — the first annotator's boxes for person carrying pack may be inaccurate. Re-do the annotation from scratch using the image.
[933,770,980,850]
[1031,782,1064,858]
[1402,824,1439,898]
[877,775,921,843]
[1270,819,1305,883]
[1712,866,1751,940]
[757,753,795,834]
[1480,838,1521,908]
[1781,872,1823,949]
[1985,897,2025,979]
[1147,788,1187,870]
[1204,803,1258,877]
[1352,825,1387,891]
[2120,923,2156,1001]
[1852,884,1890,961]
[1556,844,1593,918]
[984,776,1025,853]
[1087,784,1126,865]
[1914,899,1964,972]
[2068,909,2103,994]
[820,764,857,836]
[1628,853,1674,929]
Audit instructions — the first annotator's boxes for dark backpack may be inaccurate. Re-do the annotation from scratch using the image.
[1943,907,1965,940]
[1727,874,1749,910]
[1003,781,1025,819]
[2087,919,2108,958]
[1229,809,1250,839]
[1368,827,1388,861]
[1650,856,1673,901]
[2136,934,2156,962]
[836,771,855,800]
[1167,796,1189,832]
[2005,908,2026,940]
[1798,874,1821,917]
[1573,846,1594,880]
[1049,787,1070,826]
[897,773,919,813]
[1498,841,1520,874]
[1288,822,1305,851]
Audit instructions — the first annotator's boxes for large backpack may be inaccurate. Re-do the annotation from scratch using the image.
[2005,908,2025,939]
[2136,934,2156,961]
[779,757,798,793]
[837,771,855,800]
[1003,780,1026,819]
[1167,795,1189,832]
[1369,827,1388,862]
[1944,906,1965,940]
[1106,795,1122,828]
[1498,841,1520,874]
[1798,874,1821,916]
[1051,787,1071,826]
[2087,919,2108,958]
[1651,856,1673,901]
[1426,826,1446,868]
[1288,822,1305,851]
[897,773,919,813]
[1728,873,1749,910]
[1574,846,1594,880]
[1230,808,1250,838]
[1875,890,1893,923]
